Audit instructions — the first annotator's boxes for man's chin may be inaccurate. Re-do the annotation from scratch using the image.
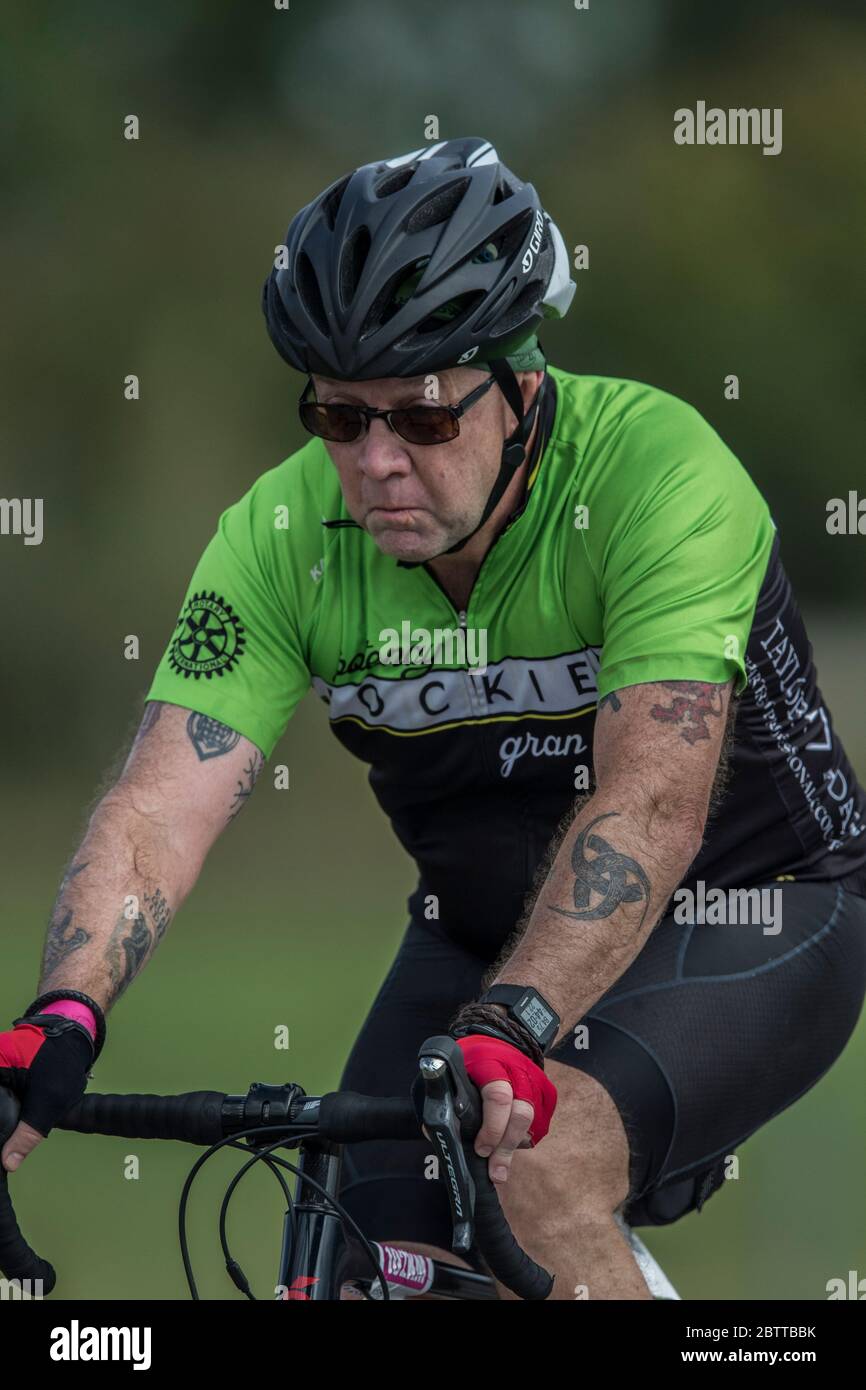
[371,531,437,561]
[366,514,441,561]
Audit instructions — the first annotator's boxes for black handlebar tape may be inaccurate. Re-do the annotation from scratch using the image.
[58,1091,227,1145]
[0,1169,56,1294]
[318,1091,420,1143]
[320,1089,553,1298]
[0,1086,57,1293]
[467,1148,554,1301]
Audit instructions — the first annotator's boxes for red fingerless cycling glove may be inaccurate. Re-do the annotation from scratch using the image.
[455,1035,558,1144]
[0,1017,94,1140]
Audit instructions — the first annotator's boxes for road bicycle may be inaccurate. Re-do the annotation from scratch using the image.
[0,1035,679,1300]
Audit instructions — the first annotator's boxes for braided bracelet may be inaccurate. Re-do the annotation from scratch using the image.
[450,1002,545,1069]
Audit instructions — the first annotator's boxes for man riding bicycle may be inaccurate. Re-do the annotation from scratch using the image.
[3,136,866,1300]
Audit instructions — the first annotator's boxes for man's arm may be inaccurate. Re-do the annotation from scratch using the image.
[38,700,264,1011]
[484,679,734,1046]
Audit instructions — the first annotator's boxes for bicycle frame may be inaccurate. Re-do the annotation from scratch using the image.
[0,1037,556,1299]
[276,1136,498,1300]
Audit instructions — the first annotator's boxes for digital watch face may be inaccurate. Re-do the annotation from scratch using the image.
[518,992,555,1041]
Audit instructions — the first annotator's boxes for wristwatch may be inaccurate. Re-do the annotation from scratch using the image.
[477,984,561,1055]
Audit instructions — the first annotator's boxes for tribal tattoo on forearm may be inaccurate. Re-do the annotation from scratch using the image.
[228,751,265,822]
[186,712,241,761]
[549,811,651,930]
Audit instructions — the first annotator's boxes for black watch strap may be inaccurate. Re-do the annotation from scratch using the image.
[477,985,561,1055]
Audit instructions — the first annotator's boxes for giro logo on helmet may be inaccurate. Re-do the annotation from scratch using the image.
[522,209,545,274]
[457,347,479,363]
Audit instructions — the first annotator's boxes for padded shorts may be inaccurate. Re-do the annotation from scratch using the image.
[336,880,866,1250]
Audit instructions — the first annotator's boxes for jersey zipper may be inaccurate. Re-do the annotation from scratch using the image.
[457,607,482,718]
[414,565,481,717]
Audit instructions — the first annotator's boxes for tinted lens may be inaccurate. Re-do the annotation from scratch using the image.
[391,407,458,445]
[299,402,363,442]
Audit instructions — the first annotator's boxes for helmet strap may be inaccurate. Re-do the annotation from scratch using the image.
[438,357,541,556]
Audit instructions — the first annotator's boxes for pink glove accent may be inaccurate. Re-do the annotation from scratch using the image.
[40,1000,97,1042]
[456,1034,558,1144]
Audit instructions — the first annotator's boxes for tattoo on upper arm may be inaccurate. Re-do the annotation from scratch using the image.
[649,681,725,745]
[228,752,265,822]
[549,811,651,929]
[186,712,241,761]
[598,692,621,713]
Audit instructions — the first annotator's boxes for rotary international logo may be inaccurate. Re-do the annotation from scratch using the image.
[168,591,246,680]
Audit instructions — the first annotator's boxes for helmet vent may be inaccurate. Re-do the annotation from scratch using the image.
[321,174,352,229]
[493,177,516,204]
[414,290,485,335]
[339,226,372,307]
[375,164,417,198]
[472,207,534,264]
[489,280,543,336]
[361,262,419,335]
[404,179,470,234]
[295,251,329,335]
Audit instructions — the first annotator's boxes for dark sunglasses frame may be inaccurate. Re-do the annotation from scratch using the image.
[298,373,497,445]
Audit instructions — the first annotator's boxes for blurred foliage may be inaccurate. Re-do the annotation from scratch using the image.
[1,0,865,1300]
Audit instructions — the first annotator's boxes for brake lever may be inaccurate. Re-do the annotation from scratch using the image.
[414,1035,484,1256]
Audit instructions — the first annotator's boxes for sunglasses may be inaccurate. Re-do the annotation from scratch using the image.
[298,373,497,446]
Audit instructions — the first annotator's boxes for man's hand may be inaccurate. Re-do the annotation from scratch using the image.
[454,1034,558,1186]
[0,1017,94,1171]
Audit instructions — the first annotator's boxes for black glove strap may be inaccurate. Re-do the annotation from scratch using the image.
[19,990,106,1063]
[11,1013,96,1069]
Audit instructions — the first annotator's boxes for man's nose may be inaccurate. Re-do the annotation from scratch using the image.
[356,418,411,476]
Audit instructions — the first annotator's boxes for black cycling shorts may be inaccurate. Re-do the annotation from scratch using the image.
[336,880,866,1251]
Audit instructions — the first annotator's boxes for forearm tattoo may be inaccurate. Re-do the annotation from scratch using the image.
[103,884,173,1002]
[549,811,651,929]
[105,910,153,1003]
[186,712,240,761]
[143,887,172,943]
[41,861,92,981]
[228,752,265,822]
[649,681,725,745]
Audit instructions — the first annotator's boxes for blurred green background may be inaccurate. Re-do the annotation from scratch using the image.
[2,0,864,1300]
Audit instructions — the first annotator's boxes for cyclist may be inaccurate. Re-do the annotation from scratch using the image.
[3,136,866,1300]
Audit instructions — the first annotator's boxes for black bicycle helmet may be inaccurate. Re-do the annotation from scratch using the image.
[262,136,575,556]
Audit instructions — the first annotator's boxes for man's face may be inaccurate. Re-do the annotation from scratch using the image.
[311,367,510,562]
